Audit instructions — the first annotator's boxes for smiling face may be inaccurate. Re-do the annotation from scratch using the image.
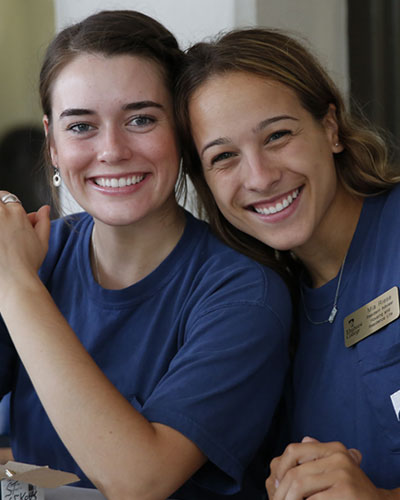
[189,71,344,255]
[44,53,180,227]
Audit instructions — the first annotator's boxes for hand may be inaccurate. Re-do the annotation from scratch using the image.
[0,192,50,297]
[266,437,396,499]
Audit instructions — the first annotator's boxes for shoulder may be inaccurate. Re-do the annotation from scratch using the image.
[48,211,92,250]
[384,183,400,208]
[49,211,91,238]
[363,186,400,241]
[183,211,292,324]
[40,212,92,279]
[365,184,400,215]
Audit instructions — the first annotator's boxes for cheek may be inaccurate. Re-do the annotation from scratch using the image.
[205,171,236,208]
[57,142,94,175]
[203,171,221,201]
[145,131,180,167]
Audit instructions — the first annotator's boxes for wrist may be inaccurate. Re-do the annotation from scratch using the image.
[0,272,44,311]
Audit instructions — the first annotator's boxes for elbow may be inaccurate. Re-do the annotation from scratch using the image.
[95,475,174,500]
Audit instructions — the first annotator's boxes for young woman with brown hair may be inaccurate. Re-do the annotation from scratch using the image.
[176,28,400,499]
[0,16,292,500]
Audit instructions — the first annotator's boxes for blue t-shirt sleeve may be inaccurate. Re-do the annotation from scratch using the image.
[141,261,291,494]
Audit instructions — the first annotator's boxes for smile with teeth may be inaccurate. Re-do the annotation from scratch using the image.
[253,188,300,215]
[94,174,145,188]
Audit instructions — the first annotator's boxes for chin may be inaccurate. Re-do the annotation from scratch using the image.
[249,231,304,252]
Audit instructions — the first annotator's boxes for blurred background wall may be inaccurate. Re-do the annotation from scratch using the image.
[0,0,348,144]
[0,0,54,137]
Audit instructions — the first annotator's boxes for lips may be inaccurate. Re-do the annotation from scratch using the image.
[93,174,145,188]
[250,188,301,215]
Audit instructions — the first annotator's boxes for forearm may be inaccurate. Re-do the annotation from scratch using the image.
[1,277,204,499]
[380,488,400,500]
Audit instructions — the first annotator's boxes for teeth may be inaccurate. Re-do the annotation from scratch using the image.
[254,189,299,215]
[94,174,145,188]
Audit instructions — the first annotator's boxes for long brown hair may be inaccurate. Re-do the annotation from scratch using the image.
[175,28,399,281]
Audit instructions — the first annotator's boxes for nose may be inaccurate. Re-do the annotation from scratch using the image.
[241,151,282,192]
[97,126,131,164]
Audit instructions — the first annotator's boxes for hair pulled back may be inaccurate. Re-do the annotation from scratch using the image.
[40,10,183,122]
[39,10,185,211]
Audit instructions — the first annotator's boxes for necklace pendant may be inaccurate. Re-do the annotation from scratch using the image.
[328,305,338,323]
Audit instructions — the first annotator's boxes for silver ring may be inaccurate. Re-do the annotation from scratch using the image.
[1,193,21,204]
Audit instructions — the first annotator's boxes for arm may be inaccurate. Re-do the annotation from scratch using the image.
[266,438,400,500]
[0,199,205,500]
[0,448,13,464]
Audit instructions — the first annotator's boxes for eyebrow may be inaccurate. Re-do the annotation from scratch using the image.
[200,114,298,157]
[59,101,163,119]
[253,115,298,133]
[200,137,231,158]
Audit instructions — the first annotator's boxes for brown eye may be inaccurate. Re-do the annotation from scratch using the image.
[211,151,236,164]
[267,130,290,143]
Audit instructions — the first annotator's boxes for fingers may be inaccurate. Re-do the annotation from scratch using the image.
[34,206,51,251]
[273,449,357,500]
[266,455,282,499]
[348,448,362,465]
[267,440,365,500]
[0,198,51,280]
[301,436,319,444]
[275,440,351,481]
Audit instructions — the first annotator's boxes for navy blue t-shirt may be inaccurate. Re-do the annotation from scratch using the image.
[0,210,291,499]
[292,185,400,489]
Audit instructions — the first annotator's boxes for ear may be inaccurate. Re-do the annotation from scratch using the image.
[322,104,344,153]
[43,115,58,166]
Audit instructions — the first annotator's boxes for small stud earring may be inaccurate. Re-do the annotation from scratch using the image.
[53,166,61,187]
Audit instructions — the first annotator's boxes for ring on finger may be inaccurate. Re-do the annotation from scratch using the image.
[1,193,21,204]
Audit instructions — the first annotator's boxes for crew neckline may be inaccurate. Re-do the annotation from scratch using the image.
[77,210,205,307]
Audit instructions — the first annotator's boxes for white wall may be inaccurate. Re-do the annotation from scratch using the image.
[257,0,348,95]
[55,0,243,49]
[54,0,348,90]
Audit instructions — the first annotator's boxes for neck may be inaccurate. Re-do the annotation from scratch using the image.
[91,203,185,290]
[293,187,363,288]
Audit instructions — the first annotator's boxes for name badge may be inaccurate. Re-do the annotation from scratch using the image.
[344,286,399,347]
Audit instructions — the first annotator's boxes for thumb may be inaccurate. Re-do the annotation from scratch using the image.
[34,205,51,249]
